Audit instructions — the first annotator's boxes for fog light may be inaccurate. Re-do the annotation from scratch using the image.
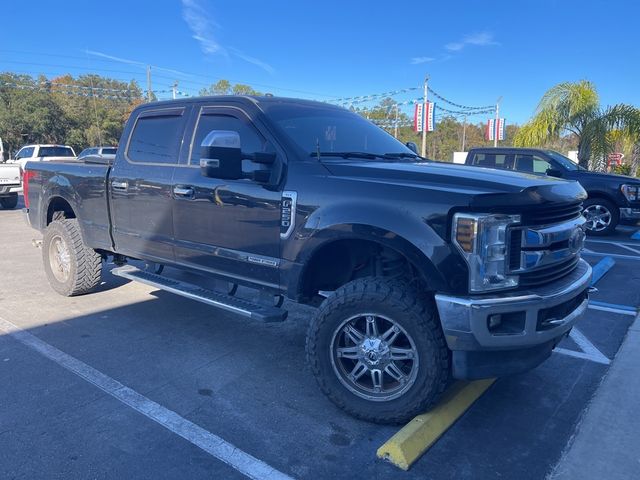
[488,314,502,330]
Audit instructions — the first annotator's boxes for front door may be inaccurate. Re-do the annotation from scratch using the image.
[171,105,282,288]
[110,106,188,263]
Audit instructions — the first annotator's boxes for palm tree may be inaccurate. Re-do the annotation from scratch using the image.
[514,81,640,169]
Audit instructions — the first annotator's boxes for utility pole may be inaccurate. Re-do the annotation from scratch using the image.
[494,96,502,147]
[421,75,429,157]
[462,115,467,151]
[146,65,152,102]
[394,103,399,139]
[172,81,178,100]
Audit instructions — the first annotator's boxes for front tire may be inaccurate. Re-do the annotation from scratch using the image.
[42,219,102,296]
[306,277,450,424]
[0,194,18,209]
[583,198,618,236]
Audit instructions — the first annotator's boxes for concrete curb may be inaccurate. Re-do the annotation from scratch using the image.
[550,312,640,480]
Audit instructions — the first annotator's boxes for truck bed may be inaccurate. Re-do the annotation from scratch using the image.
[26,160,113,251]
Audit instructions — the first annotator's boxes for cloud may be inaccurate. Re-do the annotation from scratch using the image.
[445,32,499,51]
[229,48,275,75]
[84,49,192,77]
[410,56,435,65]
[180,0,274,74]
[181,0,226,56]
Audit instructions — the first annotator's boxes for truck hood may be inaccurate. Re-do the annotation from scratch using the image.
[571,170,640,185]
[323,160,587,207]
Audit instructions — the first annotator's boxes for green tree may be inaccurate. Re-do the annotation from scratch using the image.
[199,79,231,96]
[514,81,640,169]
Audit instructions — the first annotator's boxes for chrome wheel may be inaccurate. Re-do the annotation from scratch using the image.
[330,313,419,402]
[48,234,71,283]
[583,204,612,232]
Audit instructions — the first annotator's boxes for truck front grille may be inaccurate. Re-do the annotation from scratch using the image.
[520,201,583,226]
[519,256,580,287]
[508,201,585,288]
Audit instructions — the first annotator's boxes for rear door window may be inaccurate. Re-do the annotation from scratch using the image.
[471,153,510,170]
[127,110,185,164]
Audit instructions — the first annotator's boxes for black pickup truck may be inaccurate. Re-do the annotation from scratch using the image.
[465,147,640,235]
[24,96,592,423]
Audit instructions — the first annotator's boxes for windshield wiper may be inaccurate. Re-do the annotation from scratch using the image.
[310,151,382,160]
[381,152,420,160]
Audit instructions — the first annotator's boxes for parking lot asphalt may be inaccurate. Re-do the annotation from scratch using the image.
[1,196,639,479]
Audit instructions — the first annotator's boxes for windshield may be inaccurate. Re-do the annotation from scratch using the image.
[546,150,584,171]
[262,103,416,159]
[40,146,75,158]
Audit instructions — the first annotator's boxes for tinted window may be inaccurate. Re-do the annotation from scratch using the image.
[17,147,35,159]
[40,147,74,157]
[128,114,184,164]
[514,154,551,174]
[79,148,97,158]
[472,153,509,169]
[190,113,271,165]
[101,148,117,155]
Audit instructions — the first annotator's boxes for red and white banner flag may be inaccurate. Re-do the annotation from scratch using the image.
[414,103,423,132]
[414,102,436,132]
[486,118,506,141]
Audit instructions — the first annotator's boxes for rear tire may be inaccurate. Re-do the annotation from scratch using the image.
[42,219,102,296]
[0,194,18,209]
[583,198,618,236]
[306,277,450,424]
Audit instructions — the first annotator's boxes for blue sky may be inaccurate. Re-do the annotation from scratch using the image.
[1,0,637,124]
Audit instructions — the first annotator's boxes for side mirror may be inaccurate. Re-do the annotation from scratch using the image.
[406,142,418,154]
[546,168,563,178]
[200,130,243,179]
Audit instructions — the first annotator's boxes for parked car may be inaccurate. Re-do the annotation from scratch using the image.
[9,144,76,170]
[465,147,640,235]
[24,96,591,423]
[0,163,22,209]
[77,146,117,160]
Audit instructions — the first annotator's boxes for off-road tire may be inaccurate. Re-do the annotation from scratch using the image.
[306,277,450,424]
[583,197,618,236]
[0,194,18,209]
[42,219,102,296]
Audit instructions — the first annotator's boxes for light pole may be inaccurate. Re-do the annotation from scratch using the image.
[494,96,502,147]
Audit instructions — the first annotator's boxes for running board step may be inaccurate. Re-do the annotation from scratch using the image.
[112,265,288,323]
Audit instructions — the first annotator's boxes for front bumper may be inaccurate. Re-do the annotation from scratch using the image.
[435,259,592,379]
[620,207,640,220]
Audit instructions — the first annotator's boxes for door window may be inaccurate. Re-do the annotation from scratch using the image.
[190,113,273,166]
[514,154,551,174]
[16,147,34,159]
[471,153,509,170]
[127,114,184,164]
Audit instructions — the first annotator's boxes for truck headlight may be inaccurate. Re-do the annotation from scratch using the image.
[453,213,521,292]
[621,184,639,202]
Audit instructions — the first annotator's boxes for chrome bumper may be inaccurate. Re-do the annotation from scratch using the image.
[435,259,592,351]
[620,207,640,220]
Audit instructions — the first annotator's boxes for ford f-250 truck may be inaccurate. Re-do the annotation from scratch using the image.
[24,96,591,423]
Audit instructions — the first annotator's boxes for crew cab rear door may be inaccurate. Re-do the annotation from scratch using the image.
[109,106,189,262]
[171,104,282,288]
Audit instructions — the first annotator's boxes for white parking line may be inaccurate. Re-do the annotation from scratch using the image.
[588,304,638,316]
[616,243,640,255]
[555,328,611,365]
[0,316,294,480]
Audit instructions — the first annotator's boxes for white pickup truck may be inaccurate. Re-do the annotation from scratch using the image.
[8,144,76,170]
[0,163,21,209]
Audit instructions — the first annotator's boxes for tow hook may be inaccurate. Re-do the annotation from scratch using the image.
[588,286,598,294]
[32,239,43,249]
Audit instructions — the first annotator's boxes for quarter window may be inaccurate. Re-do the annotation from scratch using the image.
[127,114,184,164]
